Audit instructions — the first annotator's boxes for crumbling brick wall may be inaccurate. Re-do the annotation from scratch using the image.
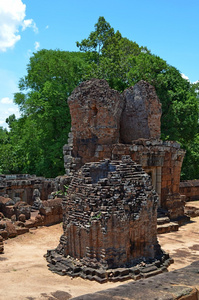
[180,180,199,201]
[46,156,172,282]
[0,175,55,205]
[63,79,185,219]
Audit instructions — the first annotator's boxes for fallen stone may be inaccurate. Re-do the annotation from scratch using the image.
[18,214,26,222]
[16,227,29,235]
[5,221,17,238]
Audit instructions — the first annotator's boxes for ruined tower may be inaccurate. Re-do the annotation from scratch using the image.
[63,78,185,219]
[46,156,172,282]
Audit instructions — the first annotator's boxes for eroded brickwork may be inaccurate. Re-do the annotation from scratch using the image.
[0,174,55,205]
[180,180,199,201]
[112,139,185,212]
[46,156,172,282]
[63,78,185,220]
[0,235,4,254]
[121,81,161,143]
[68,79,123,166]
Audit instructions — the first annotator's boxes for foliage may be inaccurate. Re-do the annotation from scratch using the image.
[181,134,199,180]
[0,50,87,177]
[54,185,68,197]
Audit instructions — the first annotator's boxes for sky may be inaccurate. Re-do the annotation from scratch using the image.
[0,0,199,129]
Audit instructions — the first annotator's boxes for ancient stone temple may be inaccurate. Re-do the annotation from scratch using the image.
[46,156,172,282]
[0,174,54,205]
[63,79,186,220]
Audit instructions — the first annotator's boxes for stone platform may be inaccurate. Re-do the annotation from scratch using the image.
[45,249,173,283]
[70,260,199,300]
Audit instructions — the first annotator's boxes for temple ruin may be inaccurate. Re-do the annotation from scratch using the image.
[46,156,172,282]
[45,79,182,282]
[63,79,186,221]
[0,174,54,205]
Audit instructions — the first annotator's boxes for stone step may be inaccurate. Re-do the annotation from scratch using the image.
[157,222,179,234]
[185,201,199,218]
[157,217,170,225]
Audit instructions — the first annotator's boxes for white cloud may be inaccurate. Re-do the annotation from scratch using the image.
[6,107,20,115]
[27,49,32,58]
[22,19,38,33]
[0,0,38,52]
[34,41,40,51]
[45,25,49,30]
[193,80,199,84]
[181,73,189,81]
[1,97,13,104]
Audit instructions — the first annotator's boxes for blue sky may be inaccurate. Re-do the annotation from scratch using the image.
[0,0,199,129]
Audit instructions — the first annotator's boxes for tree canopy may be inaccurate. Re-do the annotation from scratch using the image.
[0,17,198,179]
[0,50,88,177]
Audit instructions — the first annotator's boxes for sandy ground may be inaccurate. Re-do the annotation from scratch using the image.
[0,216,199,300]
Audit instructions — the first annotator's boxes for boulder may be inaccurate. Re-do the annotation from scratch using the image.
[14,201,31,220]
[5,221,17,238]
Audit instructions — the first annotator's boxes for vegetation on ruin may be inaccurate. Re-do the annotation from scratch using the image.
[0,17,198,179]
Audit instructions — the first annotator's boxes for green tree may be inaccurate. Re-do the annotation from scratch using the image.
[181,134,199,180]
[12,50,87,177]
[76,16,114,63]
[77,17,148,91]
[0,126,9,173]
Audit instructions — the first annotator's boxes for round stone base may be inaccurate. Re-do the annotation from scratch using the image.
[45,250,173,283]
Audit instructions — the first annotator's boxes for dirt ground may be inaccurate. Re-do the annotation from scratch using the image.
[0,216,199,300]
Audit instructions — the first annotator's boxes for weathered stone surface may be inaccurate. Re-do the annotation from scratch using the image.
[63,79,186,221]
[15,227,29,235]
[14,201,31,220]
[5,221,17,238]
[0,220,6,230]
[0,212,4,220]
[0,196,15,206]
[0,235,4,254]
[46,156,172,282]
[157,222,179,234]
[39,198,63,226]
[120,81,162,143]
[65,78,124,173]
[18,214,26,222]
[68,78,124,146]
[15,220,25,227]
[0,174,55,205]
[0,230,8,239]
[180,180,199,201]
[0,197,15,219]
[112,139,185,213]
[71,261,199,300]
[31,188,42,210]
[185,205,199,218]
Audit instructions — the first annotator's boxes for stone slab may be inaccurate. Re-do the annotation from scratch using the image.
[71,261,199,300]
